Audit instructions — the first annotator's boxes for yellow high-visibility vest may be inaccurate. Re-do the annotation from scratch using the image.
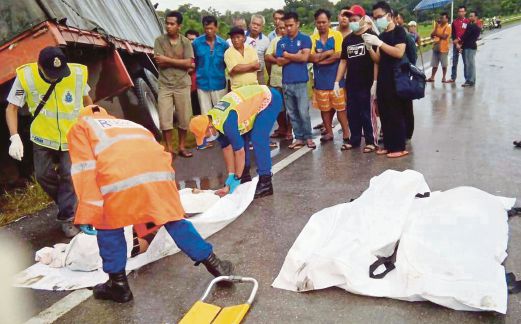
[208,85,272,135]
[16,62,88,150]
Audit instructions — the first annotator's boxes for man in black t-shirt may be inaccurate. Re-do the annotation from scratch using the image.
[363,1,409,158]
[334,5,377,152]
[459,11,481,87]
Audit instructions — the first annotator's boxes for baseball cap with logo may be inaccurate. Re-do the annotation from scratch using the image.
[38,46,71,80]
[345,5,366,18]
[189,115,211,146]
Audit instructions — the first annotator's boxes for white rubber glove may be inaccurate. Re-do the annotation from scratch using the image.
[333,82,341,97]
[370,81,377,99]
[362,34,383,48]
[9,134,23,161]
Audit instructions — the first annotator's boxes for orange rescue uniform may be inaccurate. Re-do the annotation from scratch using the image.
[67,111,184,229]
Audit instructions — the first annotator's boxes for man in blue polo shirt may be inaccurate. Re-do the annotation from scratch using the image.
[275,12,314,149]
[192,15,229,115]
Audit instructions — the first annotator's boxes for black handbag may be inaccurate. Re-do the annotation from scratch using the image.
[394,55,426,100]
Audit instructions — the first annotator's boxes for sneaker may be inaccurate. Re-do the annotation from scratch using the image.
[61,222,80,238]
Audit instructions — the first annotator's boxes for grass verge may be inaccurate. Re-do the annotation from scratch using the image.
[0,180,52,226]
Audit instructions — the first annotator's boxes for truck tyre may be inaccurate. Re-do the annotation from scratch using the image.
[143,68,159,97]
[134,77,162,140]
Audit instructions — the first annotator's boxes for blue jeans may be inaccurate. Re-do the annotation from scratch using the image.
[463,48,477,85]
[33,144,76,221]
[282,82,312,140]
[97,220,213,273]
[450,44,462,81]
[244,87,282,176]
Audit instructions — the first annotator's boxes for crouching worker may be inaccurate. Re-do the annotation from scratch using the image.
[67,105,233,303]
[189,85,282,199]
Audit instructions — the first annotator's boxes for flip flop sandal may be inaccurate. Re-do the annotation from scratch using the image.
[288,142,304,149]
[269,141,278,148]
[386,151,409,158]
[426,78,435,82]
[363,144,377,153]
[513,140,521,148]
[178,150,193,158]
[313,123,324,130]
[341,143,354,151]
[441,79,450,83]
[307,141,317,149]
[376,149,389,155]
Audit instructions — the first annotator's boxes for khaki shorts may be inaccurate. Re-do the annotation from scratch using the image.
[158,86,192,130]
[197,88,227,115]
[431,50,449,68]
[312,89,346,112]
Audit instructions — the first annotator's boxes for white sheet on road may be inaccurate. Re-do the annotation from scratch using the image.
[14,178,258,291]
[272,170,514,313]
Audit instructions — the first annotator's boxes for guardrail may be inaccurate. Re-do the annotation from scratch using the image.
[418,15,521,47]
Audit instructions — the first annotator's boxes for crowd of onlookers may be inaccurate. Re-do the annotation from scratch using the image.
[154,2,482,159]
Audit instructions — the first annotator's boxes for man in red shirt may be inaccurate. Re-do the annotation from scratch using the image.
[447,6,469,83]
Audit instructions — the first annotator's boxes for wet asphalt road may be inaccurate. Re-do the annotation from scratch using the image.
[4,24,521,324]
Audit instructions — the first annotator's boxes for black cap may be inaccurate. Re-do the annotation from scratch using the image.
[228,27,245,37]
[38,47,70,80]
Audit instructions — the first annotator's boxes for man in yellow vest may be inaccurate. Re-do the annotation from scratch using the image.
[189,85,281,198]
[5,46,92,237]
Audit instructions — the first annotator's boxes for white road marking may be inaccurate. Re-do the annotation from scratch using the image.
[25,289,92,324]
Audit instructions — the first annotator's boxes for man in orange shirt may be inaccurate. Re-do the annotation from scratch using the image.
[427,12,452,83]
[67,105,233,303]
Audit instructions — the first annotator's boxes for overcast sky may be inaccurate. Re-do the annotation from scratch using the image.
[156,0,286,14]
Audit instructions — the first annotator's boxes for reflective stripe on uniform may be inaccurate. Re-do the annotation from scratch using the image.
[83,117,154,155]
[23,66,40,106]
[40,109,79,120]
[100,171,176,195]
[71,160,96,175]
[74,66,83,111]
[86,200,103,207]
[94,134,155,155]
[31,135,65,150]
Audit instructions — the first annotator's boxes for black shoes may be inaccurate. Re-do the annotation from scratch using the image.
[240,167,252,184]
[93,272,134,303]
[200,253,234,277]
[254,174,273,199]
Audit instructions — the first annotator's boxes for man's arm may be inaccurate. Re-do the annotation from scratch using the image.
[6,103,19,136]
[335,59,347,83]
[283,48,311,62]
[154,56,193,69]
[318,51,340,65]
[229,62,261,76]
[83,95,93,106]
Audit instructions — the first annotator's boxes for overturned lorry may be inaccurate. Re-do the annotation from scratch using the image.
[0,0,164,185]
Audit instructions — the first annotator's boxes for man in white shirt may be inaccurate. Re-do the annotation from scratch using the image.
[246,14,271,84]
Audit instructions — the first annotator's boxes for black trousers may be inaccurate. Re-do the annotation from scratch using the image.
[377,85,408,152]
[347,86,375,146]
[404,100,414,140]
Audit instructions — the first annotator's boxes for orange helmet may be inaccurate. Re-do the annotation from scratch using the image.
[79,105,108,118]
[188,115,210,146]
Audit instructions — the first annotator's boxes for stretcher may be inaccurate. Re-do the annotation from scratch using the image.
[179,276,258,324]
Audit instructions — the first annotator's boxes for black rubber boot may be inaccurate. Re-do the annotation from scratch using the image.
[201,253,234,277]
[254,174,273,199]
[93,272,133,303]
[240,167,252,184]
